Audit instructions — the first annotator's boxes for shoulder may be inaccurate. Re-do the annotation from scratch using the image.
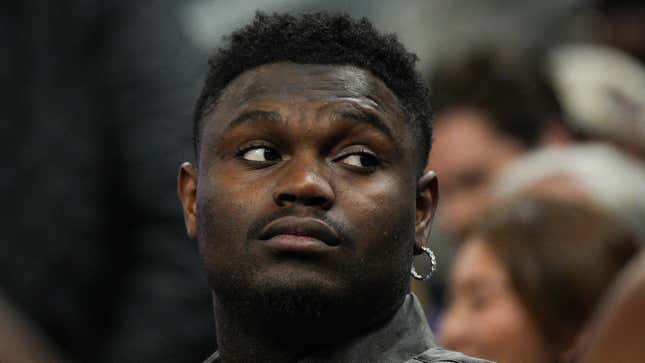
[406,346,494,363]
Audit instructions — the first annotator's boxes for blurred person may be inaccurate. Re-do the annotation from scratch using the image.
[439,197,639,363]
[2,1,214,361]
[575,249,645,363]
[427,50,572,239]
[546,43,645,160]
[418,51,573,319]
[177,12,490,363]
[494,143,645,239]
[416,50,573,325]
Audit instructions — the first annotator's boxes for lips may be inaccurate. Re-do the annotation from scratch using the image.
[258,216,341,248]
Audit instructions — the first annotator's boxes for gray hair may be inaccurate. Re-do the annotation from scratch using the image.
[493,143,645,239]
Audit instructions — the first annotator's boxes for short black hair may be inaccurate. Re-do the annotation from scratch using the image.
[429,50,554,148]
[194,12,432,171]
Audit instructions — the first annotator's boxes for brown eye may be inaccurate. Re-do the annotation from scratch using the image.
[240,146,281,162]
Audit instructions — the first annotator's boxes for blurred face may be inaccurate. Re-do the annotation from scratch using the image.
[428,109,522,237]
[178,62,437,326]
[439,238,551,363]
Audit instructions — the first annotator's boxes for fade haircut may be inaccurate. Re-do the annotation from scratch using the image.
[193,12,433,171]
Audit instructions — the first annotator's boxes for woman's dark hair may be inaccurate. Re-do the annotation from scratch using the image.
[469,196,639,354]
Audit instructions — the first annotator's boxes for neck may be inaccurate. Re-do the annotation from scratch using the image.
[213,294,405,363]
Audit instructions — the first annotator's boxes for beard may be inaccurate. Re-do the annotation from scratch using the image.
[198,196,416,346]
[210,251,411,346]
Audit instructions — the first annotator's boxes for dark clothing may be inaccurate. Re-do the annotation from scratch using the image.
[2,1,214,361]
[204,294,491,363]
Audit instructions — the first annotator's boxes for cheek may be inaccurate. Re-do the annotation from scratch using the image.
[476,296,549,363]
[483,298,532,338]
[335,174,416,255]
[195,168,271,260]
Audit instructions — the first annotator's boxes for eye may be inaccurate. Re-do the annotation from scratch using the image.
[336,150,382,171]
[238,146,282,163]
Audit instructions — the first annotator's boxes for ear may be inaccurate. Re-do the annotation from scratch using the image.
[178,162,198,240]
[415,170,438,255]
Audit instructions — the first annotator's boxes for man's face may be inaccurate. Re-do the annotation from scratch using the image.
[428,109,522,237]
[179,63,436,323]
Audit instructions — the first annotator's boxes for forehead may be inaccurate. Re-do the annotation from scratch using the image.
[210,62,406,125]
[430,110,523,180]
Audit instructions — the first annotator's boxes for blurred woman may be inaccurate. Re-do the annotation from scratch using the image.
[439,196,639,363]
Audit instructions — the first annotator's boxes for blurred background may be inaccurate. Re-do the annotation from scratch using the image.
[2,0,644,362]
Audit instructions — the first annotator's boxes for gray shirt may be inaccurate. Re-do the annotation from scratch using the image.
[204,294,492,363]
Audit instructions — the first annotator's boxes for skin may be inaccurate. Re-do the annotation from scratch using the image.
[427,108,522,237]
[439,238,552,363]
[178,62,438,363]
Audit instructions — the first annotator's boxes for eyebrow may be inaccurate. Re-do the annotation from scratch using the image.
[224,110,283,132]
[222,107,395,141]
[331,107,395,141]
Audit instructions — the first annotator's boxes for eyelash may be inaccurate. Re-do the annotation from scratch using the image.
[334,147,382,172]
[235,142,281,162]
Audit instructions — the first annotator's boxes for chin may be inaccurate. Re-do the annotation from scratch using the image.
[251,266,354,317]
[258,261,345,288]
[213,260,400,326]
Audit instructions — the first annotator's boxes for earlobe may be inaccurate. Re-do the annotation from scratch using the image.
[178,162,198,240]
[414,170,438,255]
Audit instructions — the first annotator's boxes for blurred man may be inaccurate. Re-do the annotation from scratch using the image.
[427,51,569,238]
[178,12,489,363]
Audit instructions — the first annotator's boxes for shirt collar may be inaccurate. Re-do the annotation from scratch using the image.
[204,293,436,363]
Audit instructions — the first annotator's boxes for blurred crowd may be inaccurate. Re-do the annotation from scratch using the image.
[2,0,644,362]
[422,0,645,361]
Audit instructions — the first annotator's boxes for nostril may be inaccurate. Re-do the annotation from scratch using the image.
[304,196,328,207]
[275,194,331,208]
[277,193,297,206]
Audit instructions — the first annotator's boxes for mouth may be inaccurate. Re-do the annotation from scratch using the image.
[258,216,340,254]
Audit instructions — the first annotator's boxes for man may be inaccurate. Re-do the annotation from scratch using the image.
[178,12,489,363]
[427,51,571,238]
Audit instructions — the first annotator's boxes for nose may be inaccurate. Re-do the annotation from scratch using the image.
[438,307,470,352]
[272,154,334,210]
